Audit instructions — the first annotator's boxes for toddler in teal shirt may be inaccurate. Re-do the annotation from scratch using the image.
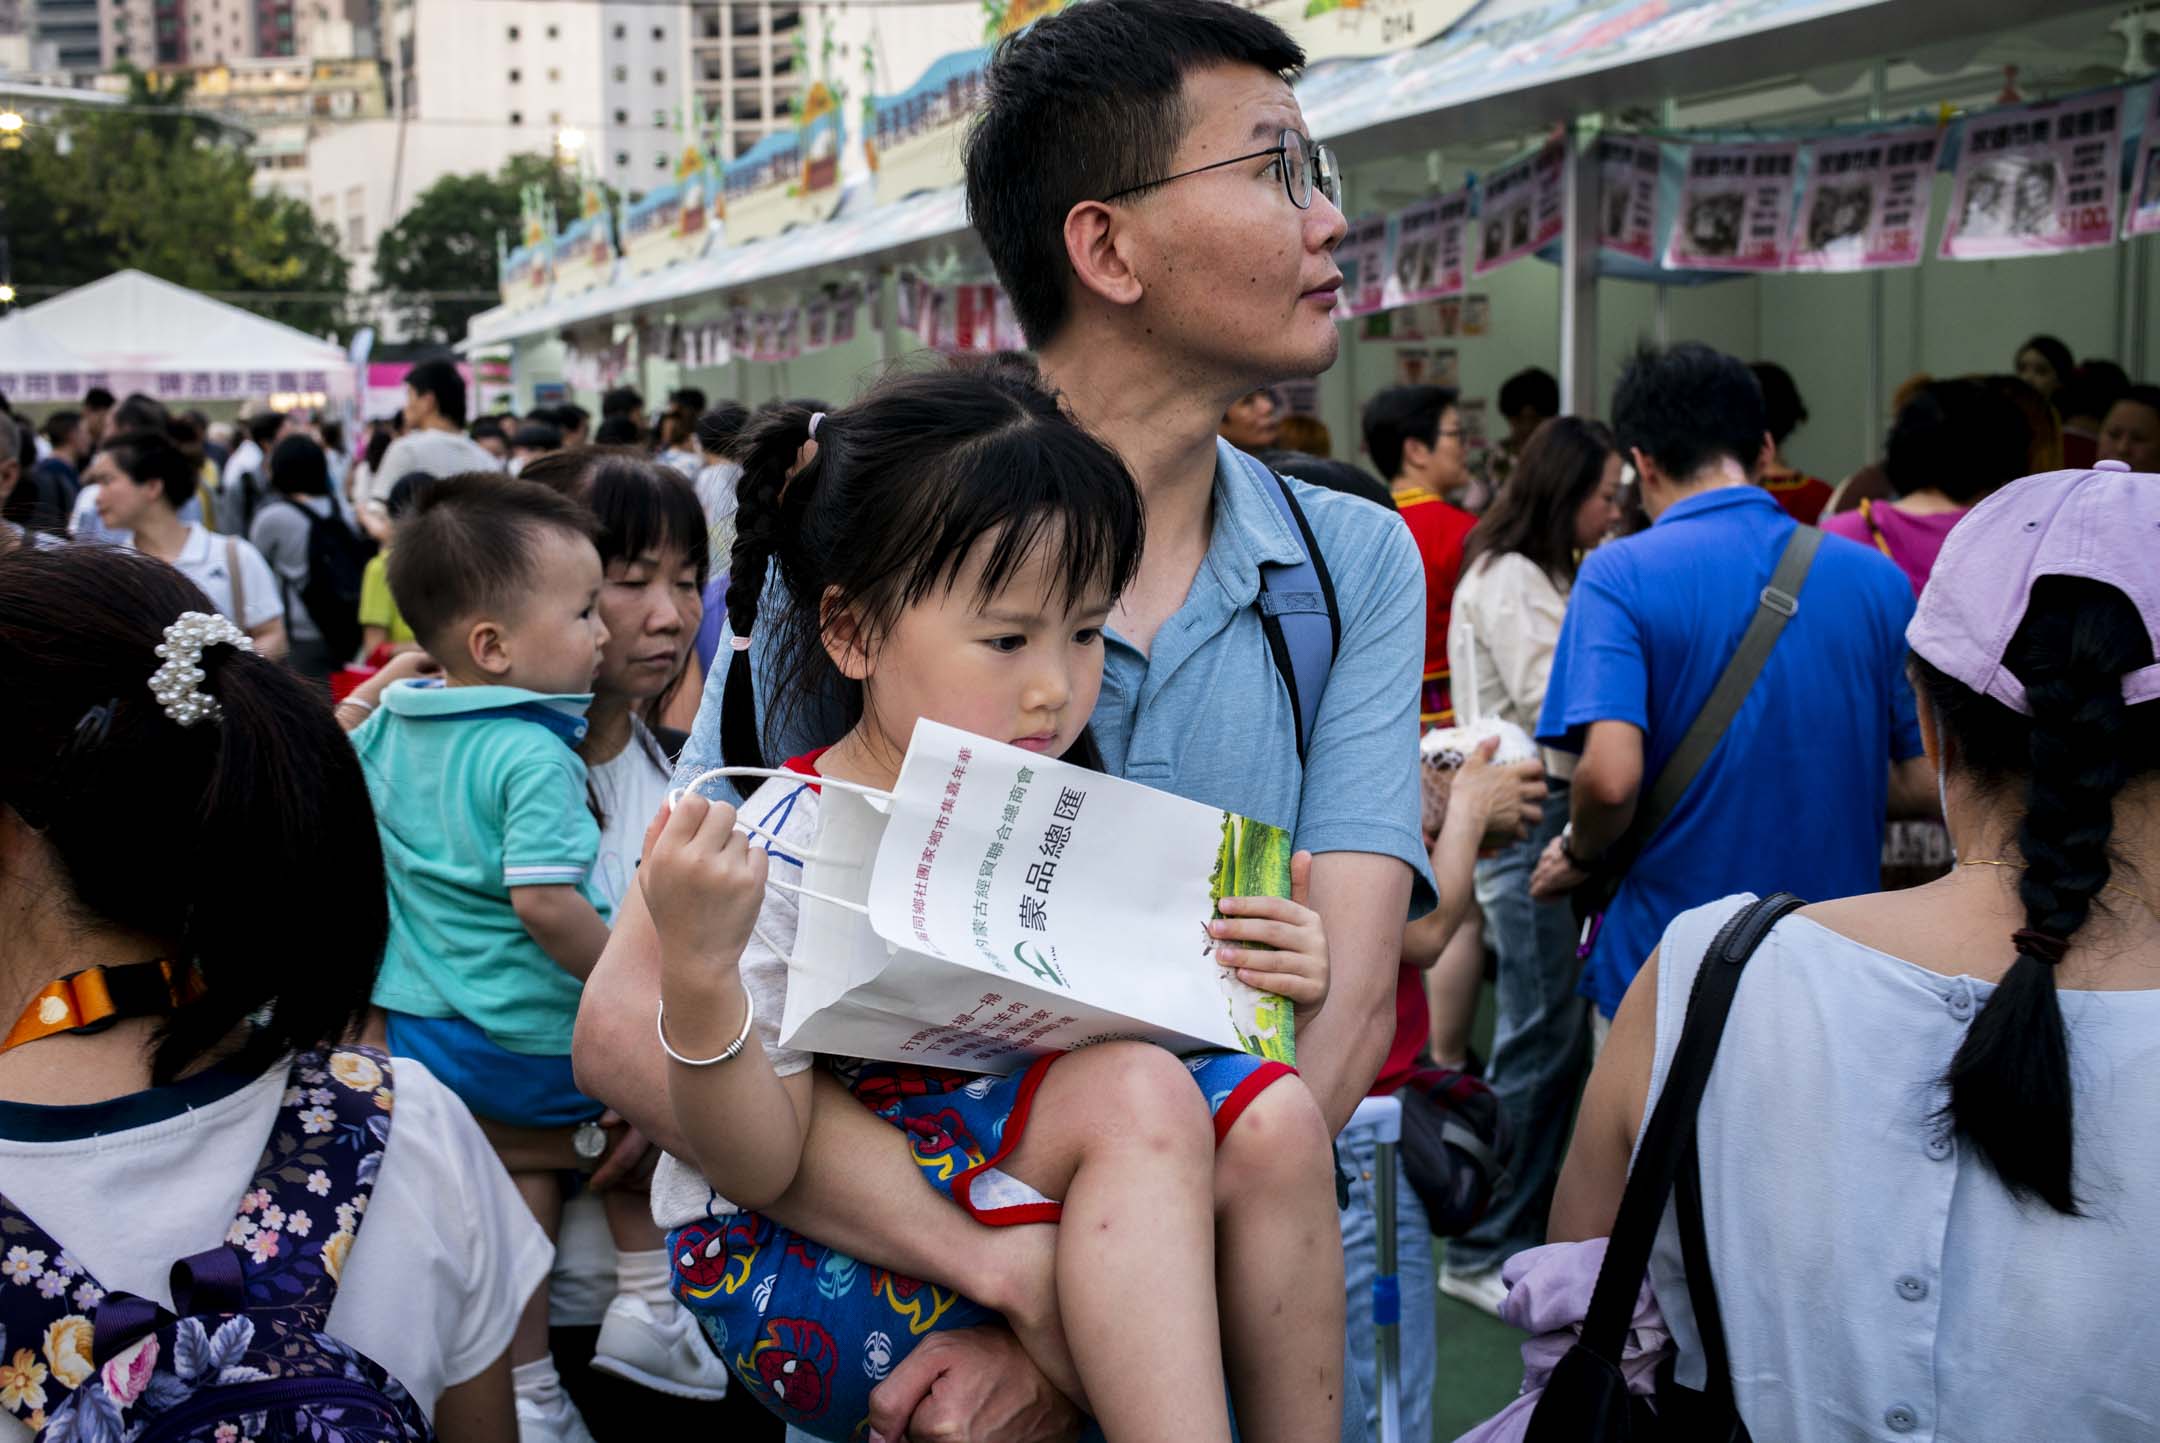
[350,474,730,1432]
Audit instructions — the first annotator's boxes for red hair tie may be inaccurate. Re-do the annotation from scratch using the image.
[2012,928,2070,966]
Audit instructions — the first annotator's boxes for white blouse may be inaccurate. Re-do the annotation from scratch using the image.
[1446,550,1571,775]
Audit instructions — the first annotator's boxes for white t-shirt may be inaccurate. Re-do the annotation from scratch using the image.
[587,718,675,913]
[369,430,504,504]
[151,523,285,635]
[0,1054,551,1433]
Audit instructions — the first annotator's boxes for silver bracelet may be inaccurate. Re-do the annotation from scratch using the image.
[337,695,376,716]
[657,989,754,1067]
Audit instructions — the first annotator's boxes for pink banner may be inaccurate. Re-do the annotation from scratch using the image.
[1666,141,1799,271]
[1339,216,1391,317]
[1595,135,1660,262]
[2125,85,2160,238]
[1940,91,2123,260]
[1787,127,1941,271]
[1384,188,1471,307]
[1474,139,1566,276]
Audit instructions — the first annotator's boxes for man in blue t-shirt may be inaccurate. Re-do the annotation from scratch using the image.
[1530,343,1937,1020]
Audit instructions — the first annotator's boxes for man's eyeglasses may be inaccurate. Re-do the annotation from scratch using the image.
[1100,129,1341,212]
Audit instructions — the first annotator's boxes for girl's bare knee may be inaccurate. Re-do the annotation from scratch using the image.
[1057,1041,1213,1152]
[1215,1076,1331,1193]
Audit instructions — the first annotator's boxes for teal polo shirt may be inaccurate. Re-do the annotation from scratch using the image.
[354,680,610,1056]
[680,440,1436,911]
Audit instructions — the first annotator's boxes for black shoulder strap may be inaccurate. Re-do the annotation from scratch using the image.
[1596,526,1822,887]
[1576,892,1806,1364]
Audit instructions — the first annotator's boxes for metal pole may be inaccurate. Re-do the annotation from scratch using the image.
[1864,62,1888,465]
[1559,124,1600,415]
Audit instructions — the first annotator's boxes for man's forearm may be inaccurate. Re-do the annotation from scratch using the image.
[1569,787,1636,862]
[1297,852,1414,1134]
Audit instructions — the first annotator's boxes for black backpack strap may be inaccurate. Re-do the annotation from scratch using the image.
[1231,444,1339,764]
[1575,893,1805,1364]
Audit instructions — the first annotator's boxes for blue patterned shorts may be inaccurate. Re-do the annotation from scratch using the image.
[668,1048,1293,1440]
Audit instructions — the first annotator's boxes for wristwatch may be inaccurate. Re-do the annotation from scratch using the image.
[1559,823,1598,870]
[572,1119,609,1163]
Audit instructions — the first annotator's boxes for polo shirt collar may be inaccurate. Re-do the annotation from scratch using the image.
[1206,438,1307,604]
[174,522,213,569]
[1653,483,1783,527]
[381,678,593,744]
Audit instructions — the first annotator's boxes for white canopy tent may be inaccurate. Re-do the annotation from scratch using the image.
[0,270,354,408]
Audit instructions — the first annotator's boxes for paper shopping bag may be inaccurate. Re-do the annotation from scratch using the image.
[778,721,1298,1074]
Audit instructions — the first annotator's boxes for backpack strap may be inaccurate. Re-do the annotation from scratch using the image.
[1229,444,1340,764]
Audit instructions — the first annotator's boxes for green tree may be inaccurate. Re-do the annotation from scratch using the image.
[371,154,587,344]
[0,68,351,335]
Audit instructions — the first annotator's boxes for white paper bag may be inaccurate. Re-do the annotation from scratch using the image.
[777,722,1298,1074]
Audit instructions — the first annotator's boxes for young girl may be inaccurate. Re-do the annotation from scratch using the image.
[638,365,1348,1442]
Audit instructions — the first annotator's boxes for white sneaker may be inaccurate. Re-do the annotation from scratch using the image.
[516,1388,598,1443]
[1438,1261,1509,1319]
[589,1294,733,1401]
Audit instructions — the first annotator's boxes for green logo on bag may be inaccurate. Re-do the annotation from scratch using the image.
[1012,941,1068,990]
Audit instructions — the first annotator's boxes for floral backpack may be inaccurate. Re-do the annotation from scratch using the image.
[0,1045,435,1442]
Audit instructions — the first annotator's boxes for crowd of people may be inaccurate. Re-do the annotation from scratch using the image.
[2,3,2157,1442]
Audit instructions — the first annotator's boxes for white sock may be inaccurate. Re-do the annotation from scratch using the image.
[512,1356,563,1406]
[616,1247,677,1315]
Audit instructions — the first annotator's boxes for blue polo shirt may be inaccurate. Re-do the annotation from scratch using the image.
[354,680,609,1055]
[678,439,1436,911]
[1537,485,1922,1017]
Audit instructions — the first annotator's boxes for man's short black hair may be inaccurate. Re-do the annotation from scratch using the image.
[1885,379,2030,505]
[549,402,590,433]
[594,415,640,446]
[246,411,284,448]
[1748,362,1809,445]
[83,386,116,411]
[965,0,1304,348]
[385,473,598,652]
[695,401,751,458]
[113,393,170,435]
[1611,343,1766,482]
[1498,367,1559,420]
[668,387,708,414]
[469,415,507,443]
[1360,385,1459,482]
[512,421,564,453]
[44,410,82,448]
[600,386,643,419]
[268,434,331,499]
[405,357,468,428]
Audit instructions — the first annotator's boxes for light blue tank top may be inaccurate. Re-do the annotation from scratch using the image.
[1641,895,2160,1442]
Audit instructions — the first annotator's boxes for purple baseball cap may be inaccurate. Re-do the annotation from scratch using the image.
[1908,461,2160,714]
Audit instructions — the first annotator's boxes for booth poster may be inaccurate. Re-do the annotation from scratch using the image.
[1339,216,1392,317]
[1241,0,1479,67]
[1596,135,1660,263]
[1474,138,1566,277]
[1787,127,1941,272]
[780,721,1299,1074]
[2127,84,2160,238]
[1666,140,1800,271]
[1383,187,1472,307]
[1940,90,2123,260]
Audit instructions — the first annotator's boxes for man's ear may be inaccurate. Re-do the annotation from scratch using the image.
[1401,436,1433,473]
[819,587,874,683]
[1063,200,1144,312]
[467,618,513,679]
[1755,431,1776,477]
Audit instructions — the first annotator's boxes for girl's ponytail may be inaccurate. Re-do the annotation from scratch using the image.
[1937,577,2153,1215]
[721,405,820,771]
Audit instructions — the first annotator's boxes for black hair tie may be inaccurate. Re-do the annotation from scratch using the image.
[2012,928,2071,966]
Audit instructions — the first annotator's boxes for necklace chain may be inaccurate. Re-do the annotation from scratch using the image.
[1958,859,2160,926]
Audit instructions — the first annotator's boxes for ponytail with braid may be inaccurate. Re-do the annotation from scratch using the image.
[1920,576,2160,1215]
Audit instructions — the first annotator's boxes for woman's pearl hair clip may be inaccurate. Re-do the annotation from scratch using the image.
[148,610,253,726]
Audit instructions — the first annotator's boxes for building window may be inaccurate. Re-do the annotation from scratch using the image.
[616,151,630,168]
[655,153,669,169]
[545,24,558,39]
[506,24,518,40]
[613,65,627,82]
[507,67,520,83]
[653,109,667,126]
[509,110,523,125]
[652,68,667,85]
[612,23,625,40]
[652,25,665,40]
[546,66,560,82]
[614,108,627,124]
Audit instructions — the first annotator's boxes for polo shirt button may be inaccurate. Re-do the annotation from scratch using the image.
[1946,990,1973,1021]
[1885,1404,1918,1433]
[1896,1274,1928,1302]
[1925,1134,1954,1161]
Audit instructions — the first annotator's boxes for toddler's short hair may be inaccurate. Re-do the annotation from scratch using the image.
[386,472,598,651]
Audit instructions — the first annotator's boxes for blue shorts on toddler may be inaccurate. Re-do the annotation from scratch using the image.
[383,1011,604,1128]
[668,1047,1293,1441]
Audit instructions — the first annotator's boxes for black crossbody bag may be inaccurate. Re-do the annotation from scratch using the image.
[1525,891,1805,1442]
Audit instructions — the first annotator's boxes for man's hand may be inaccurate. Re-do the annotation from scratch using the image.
[1450,737,1548,850]
[865,1326,1084,1443]
[587,1109,656,1191]
[1529,836,1589,901]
